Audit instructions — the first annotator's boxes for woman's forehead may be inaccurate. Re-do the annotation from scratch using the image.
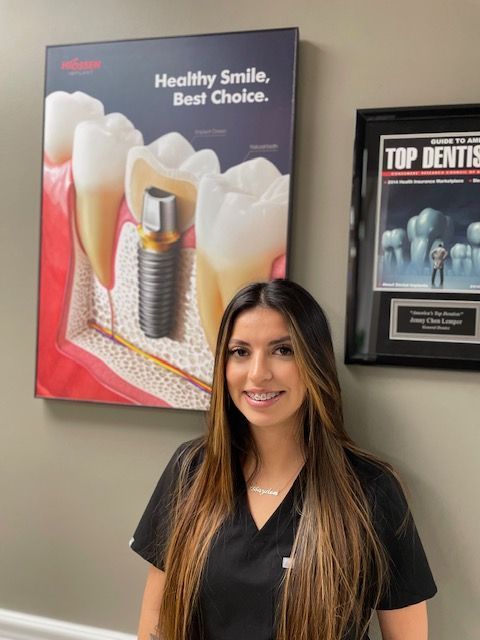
[230,307,290,339]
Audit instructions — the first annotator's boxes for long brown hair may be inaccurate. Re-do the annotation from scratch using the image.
[159,280,391,640]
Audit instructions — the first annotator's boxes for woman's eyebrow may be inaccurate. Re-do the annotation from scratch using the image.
[228,336,291,346]
[268,336,291,346]
[228,339,249,346]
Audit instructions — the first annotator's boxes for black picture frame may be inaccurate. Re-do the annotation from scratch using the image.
[345,104,480,370]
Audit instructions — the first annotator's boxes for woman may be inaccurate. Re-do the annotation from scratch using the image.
[131,279,437,640]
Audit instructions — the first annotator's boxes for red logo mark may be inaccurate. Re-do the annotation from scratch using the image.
[61,57,102,71]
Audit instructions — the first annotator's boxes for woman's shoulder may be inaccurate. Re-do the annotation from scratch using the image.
[346,448,390,481]
[173,436,205,457]
[144,438,205,505]
[171,437,206,472]
[346,449,415,538]
[345,449,405,509]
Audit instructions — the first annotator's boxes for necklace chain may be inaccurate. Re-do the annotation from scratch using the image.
[248,464,303,497]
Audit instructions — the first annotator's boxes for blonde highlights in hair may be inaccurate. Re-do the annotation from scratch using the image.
[159,280,390,640]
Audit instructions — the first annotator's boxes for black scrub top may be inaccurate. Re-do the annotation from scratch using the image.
[131,441,437,640]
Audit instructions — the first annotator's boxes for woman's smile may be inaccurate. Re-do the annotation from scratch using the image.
[243,389,285,407]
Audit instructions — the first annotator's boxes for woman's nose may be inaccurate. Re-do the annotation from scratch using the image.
[249,352,273,382]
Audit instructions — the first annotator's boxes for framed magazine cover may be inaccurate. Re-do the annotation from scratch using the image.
[345,105,480,370]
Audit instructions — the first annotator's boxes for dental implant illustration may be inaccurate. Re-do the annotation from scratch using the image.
[137,186,180,339]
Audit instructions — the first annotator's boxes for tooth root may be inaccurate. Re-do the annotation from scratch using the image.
[195,251,224,353]
[472,254,480,275]
[75,190,121,288]
[381,231,395,272]
[394,248,405,266]
[410,237,429,270]
[450,244,463,276]
[218,258,272,307]
[391,229,407,268]
[196,252,275,354]
[129,158,197,231]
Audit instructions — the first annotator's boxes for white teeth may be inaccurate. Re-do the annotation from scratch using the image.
[44,91,104,164]
[72,113,143,288]
[248,392,280,401]
[407,208,453,271]
[223,155,281,195]
[125,131,220,231]
[195,158,289,352]
[467,221,480,275]
[450,243,473,276]
[381,228,408,272]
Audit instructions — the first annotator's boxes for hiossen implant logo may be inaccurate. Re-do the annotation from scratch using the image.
[61,57,102,75]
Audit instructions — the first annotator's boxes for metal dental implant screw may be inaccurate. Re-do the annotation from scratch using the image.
[137,186,180,339]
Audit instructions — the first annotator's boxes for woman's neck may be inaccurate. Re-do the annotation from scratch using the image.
[246,423,304,477]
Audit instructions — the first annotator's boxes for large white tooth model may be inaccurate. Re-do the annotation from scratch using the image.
[195,157,289,351]
[44,91,104,164]
[72,113,143,288]
[125,131,220,232]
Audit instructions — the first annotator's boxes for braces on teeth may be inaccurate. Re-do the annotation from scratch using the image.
[249,392,279,400]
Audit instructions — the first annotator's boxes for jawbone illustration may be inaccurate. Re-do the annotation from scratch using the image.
[195,158,289,352]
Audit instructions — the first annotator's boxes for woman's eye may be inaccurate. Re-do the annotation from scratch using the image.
[228,347,249,357]
[275,345,293,356]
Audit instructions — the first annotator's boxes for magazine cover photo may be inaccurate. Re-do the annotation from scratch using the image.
[374,132,480,294]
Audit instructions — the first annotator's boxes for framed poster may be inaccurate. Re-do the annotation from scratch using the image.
[345,105,480,370]
[36,28,298,408]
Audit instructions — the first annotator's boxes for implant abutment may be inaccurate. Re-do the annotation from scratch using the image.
[138,187,180,339]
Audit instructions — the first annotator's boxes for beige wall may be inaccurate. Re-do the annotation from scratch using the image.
[1,0,479,637]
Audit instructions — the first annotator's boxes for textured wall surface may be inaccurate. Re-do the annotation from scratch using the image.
[1,1,479,637]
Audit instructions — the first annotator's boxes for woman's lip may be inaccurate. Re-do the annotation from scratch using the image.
[243,391,284,408]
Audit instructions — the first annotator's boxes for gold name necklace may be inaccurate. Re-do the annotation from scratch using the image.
[248,464,303,497]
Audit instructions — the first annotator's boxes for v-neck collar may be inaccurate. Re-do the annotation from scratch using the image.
[241,470,303,536]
